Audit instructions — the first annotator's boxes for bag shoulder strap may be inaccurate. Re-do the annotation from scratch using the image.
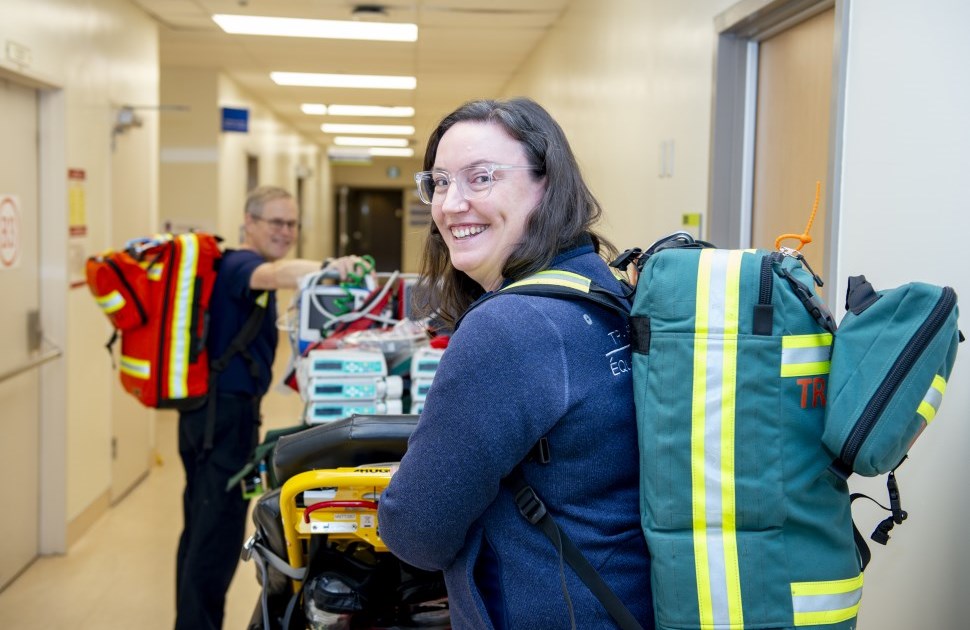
[455,270,630,331]
[506,468,643,630]
[203,291,269,452]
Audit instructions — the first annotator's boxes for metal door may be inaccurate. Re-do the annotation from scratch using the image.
[0,78,41,590]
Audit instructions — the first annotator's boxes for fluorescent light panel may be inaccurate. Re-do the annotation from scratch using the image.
[301,104,328,115]
[328,104,414,117]
[370,147,414,157]
[301,104,415,117]
[322,123,414,135]
[272,72,416,90]
[213,14,418,42]
[333,136,409,147]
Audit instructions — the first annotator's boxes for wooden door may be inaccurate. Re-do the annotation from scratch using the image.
[751,7,834,279]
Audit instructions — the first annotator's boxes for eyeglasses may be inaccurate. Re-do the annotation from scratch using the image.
[252,216,301,231]
[414,163,539,205]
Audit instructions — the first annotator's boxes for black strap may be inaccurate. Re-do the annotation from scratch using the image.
[506,469,643,630]
[455,275,630,332]
[203,293,268,452]
[849,470,909,571]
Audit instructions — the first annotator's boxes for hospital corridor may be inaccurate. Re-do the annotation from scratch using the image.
[1,0,969,628]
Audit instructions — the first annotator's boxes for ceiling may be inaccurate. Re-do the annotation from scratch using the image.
[132,0,572,158]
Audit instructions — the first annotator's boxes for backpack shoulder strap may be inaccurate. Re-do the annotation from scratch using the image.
[203,290,269,452]
[455,270,630,331]
[506,468,643,630]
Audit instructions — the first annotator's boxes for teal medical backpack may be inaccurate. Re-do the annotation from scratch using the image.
[492,233,960,630]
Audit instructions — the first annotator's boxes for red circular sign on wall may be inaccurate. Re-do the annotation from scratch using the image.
[0,196,21,268]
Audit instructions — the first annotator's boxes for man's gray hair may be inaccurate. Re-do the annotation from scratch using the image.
[245,185,293,217]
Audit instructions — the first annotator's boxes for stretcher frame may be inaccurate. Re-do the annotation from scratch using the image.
[278,466,395,593]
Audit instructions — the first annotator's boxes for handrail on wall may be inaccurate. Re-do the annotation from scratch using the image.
[0,349,63,385]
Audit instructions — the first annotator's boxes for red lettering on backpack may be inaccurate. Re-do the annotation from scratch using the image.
[797,377,827,408]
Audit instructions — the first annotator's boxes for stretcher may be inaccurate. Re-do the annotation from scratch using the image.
[244,415,449,630]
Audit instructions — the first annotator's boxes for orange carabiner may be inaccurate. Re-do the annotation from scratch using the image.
[775,180,822,252]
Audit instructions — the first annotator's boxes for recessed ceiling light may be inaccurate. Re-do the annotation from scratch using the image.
[327,104,415,117]
[333,136,409,147]
[322,123,415,135]
[301,103,328,115]
[272,72,416,90]
[213,14,418,42]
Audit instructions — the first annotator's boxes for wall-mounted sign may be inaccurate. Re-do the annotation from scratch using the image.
[0,194,21,269]
[221,106,249,133]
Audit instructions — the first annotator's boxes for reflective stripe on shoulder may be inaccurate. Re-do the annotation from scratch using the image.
[691,248,744,628]
[781,333,832,377]
[791,573,863,626]
[95,290,126,314]
[120,355,151,379]
[503,270,592,293]
[917,374,947,424]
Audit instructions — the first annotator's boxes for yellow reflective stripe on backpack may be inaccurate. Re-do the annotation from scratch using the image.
[691,249,744,628]
[917,374,947,424]
[791,573,863,625]
[167,234,199,399]
[503,269,592,293]
[781,333,833,377]
[120,355,151,379]
[95,290,126,314]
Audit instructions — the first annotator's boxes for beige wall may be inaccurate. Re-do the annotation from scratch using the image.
[504,0,736,248]
[160,69,331,259]
[0,0,160,533]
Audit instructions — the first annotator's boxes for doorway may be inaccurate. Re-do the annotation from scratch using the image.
[0,77,42,590]
[708,0,849,300]
[334,187,404,272]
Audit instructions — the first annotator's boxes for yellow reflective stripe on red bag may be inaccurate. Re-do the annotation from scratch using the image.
[917,374,947,424]
[791,573,863,626]
[781,333,832,377]
[167,234,199,399]
[95,290,126,314]
[120,355,151,379]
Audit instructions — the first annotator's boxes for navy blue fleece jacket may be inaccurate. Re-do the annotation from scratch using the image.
[378,244,654,629]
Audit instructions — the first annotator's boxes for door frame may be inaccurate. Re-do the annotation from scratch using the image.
[707,0,850,304]
[0,66,69,554]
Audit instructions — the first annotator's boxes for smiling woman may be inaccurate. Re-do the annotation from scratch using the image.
[377,98,655,630]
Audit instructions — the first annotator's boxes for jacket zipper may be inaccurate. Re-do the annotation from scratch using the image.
[840,286,957,467]
[105,257,149,325]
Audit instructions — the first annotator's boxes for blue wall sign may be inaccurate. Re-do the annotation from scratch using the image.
[221,107,249,133]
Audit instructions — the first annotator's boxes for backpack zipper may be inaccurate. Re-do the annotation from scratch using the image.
[104,256,149,325]
[759,254,775,306]
[839,286,957,467]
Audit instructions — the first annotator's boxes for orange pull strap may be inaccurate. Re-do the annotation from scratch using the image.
[775,180,822,251]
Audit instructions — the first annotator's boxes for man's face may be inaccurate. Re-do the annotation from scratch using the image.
[243,196,299,261]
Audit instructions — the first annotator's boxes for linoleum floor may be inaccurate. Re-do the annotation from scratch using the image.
[0,380,306,629]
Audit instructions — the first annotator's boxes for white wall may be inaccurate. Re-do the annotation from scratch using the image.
[0,0,159,533]
[506,0,969,627]
[835,0,970,626]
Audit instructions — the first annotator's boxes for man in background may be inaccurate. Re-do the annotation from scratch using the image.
[175,185,361,629]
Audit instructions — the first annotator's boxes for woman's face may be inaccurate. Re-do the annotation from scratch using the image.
[431,121,546,292]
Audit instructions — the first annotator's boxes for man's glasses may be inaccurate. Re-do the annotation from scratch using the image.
[252,216,300,231]
[414,163,539,205]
